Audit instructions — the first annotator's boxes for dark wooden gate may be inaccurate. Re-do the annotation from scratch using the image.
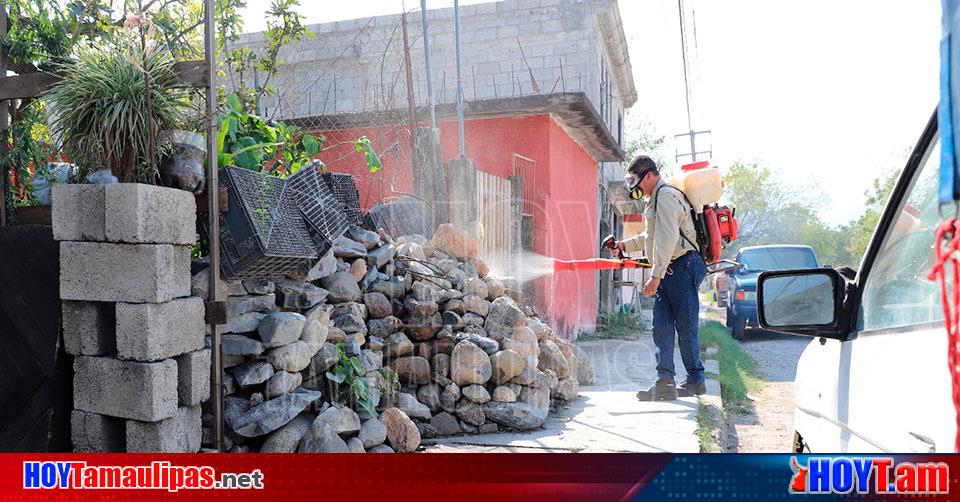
[0,224,71,451]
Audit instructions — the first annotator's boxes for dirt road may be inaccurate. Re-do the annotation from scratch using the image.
[726,329,810,452]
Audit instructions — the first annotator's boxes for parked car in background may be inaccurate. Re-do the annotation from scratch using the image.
[758,112,954,452]
[726,245,820,339]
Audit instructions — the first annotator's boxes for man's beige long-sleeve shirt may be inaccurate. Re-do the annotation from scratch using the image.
[621,177,697,278]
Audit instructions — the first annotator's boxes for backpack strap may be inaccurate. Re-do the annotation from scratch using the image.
[653,184,701,255]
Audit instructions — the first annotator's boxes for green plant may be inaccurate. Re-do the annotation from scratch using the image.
[218,93,382,176]
[578,311,647,341]
[0,100,50,212]
[699,321,762,413]
[325,343,378,419]
[46,30,188,182]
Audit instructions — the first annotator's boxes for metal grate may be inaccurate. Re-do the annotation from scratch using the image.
[208,166,320,279]
[321,173,363,225]
[365,197,428,238]
[287,166,350,255]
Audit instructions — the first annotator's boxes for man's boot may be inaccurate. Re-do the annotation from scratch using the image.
[677,380,707,397]
[636,377,678,401]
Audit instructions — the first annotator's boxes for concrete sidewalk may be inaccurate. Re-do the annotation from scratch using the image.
[422,336,700,453]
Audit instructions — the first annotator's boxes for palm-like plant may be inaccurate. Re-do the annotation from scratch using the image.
[46,32,187,183]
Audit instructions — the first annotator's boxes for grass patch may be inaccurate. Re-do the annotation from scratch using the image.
[578,311,648,341]
[696,402,720,452]
[699,321,762,413]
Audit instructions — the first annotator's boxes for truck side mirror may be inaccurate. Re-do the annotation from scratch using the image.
[757,268,847,339]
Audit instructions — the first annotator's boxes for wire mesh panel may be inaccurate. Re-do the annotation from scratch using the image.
[365,197,428,238]
[287,166,350,256]
[321,172,363,225]
[210,166,319,279]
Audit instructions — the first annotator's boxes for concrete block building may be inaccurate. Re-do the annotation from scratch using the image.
[228,0,637,338]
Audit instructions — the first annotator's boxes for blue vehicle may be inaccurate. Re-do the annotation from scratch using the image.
[725,245,820,339]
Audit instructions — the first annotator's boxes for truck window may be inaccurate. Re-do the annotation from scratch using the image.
[739,248,817,272]
[859,138,944,331]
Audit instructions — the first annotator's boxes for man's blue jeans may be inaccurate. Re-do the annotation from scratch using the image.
[652,252,707,384]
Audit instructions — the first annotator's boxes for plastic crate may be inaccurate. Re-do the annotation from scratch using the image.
[205,166,319,279]
[364,197,429,238]
[286,167,350,256]
[321,173,363,225]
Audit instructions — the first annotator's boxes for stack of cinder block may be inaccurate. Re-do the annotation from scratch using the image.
[53,183,208,453]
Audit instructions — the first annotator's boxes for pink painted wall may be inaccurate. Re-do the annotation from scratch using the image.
[311,113,599,338]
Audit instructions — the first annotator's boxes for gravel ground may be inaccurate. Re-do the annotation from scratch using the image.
[724,329,811,453]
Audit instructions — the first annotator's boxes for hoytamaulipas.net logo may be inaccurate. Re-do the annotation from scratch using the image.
[23,461,264,492]
[789,456,948,495]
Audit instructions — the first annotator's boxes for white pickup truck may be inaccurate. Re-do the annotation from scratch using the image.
[758,111,956,452]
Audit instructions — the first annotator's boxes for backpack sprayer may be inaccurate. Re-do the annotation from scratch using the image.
[552,161,741,276]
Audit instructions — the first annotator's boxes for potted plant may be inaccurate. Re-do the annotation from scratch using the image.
[45,30,188,184]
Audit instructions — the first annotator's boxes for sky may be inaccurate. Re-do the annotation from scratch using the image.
[238,0,941,226]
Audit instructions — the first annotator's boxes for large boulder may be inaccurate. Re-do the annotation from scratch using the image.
[225,388,321,438]
[403,312,443,341]
[489,349,524,385]
[461,384,491,404]
[417,383,441,412]
[484,299,527,341]
[384,332,414,358]
[482,401,546,430]
[455,400,485,426]
[430,223,478,261]
[519,384,550,415]
[260,413,312,453]
[380,408,421,452]
[266,341,312,372]
[461,277,488,298]
[555,377,580,401]
[298,422,349,453]
[492,386,517,403]
[363,292,392,319]
[450,340,492,387]
[392,356,430,385]
[367,243,396,269]
[299,319,328,354]
[333,236,367,259]
[229,362,274,387]
[321,271,362,303]
[538,340,570,379]
[264,371,302,399]
[359,419,387,449]
[306,251,338,281]
[428,412,461,436]
[314,405,362,436]
[462,294,490,317]
[258,312,307,348]
[440,382,460,413]
[275,280,327,309]
[396,392,432,421]
[221,334,264,356]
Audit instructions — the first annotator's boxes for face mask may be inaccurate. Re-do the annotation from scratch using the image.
[625,172,644,200]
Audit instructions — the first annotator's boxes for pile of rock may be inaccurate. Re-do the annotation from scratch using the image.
[194,223,593,453]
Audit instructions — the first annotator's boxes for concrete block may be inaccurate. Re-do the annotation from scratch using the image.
[126,405,201,453]
[71,410,125,452]
[52,184,105,242]
[176,349,211,406]
[104,183,196,245]
[62,301,115,356]
[116,297,205,361]
[73,356,178,422]
[60,242,190,303]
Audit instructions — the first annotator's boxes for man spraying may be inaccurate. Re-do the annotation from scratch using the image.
[612,155,708,400]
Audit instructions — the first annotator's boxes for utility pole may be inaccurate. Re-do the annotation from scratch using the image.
[454,0,466,157]
[421,0,436,129]
[674,0,711,163]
